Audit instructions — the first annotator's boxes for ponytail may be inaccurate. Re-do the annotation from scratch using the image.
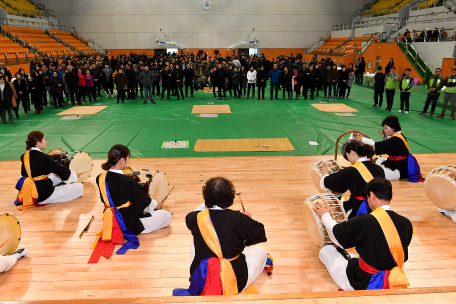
[101,144,130,170]
[25,131,44,150]
[344,141,375,160]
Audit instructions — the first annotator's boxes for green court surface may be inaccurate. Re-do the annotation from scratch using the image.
[0,84,454,161]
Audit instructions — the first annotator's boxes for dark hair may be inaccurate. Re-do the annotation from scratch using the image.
[202,177,236,209]
[405,68,411,72]
[381,115,401,131]
[436,68,441,71]
[390,66,396,70]
[101,144,130,170]
[344,141,375,161]
[365,178,393,201]
[377,66,383,71]
[26,131,44,150]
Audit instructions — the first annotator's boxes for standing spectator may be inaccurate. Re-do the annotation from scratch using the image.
[404,29,411,43]
[303,64,316,100]
[338,65,348,99]
[320,64,329,97]
[398,68,414,114]
[50,71,65,108]
[0,62,12,80]
[59,64,70,103]
[437,66,456,119]
[269,63,280,100]
[384,66,399,111]
[169,63,176,97]
[0,76,13,124]
[114,68,128,103]
[42,65,52,107]
[215,63,227,100]
[84,70,97,102]
[225,65,233,97]
[139,65,155,104]
[346,63,355,98]
[152,64,161,96]
[420,68,444,116]
[103,63,114,97]
[385,58,394,74]
[13,73,28,115]
[373,66,385,107]
[328,65,339,100]
[160,66,172,101]
[125,64,136,100]
[91,63,102,98]
[281,66,290,100]
[232,66,240,98]
[6,75,19,117]
[210,66,217,97]
[256,65,268,100]
[66,65,81,105]
[290,66,301,100]
[356,57,366,84]
[240,65,247,97]
[246,65,257,98]
[184,63,194,98]
[77,68,86,102]
[355,60,360,84]
[28,73,42,114]
[173,64,184,100]
[134,64,142,98]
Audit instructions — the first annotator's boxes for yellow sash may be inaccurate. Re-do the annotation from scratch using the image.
[371,207,410,289]
[392,133,410,152]
[90,171,131,249]
[352,161,374,183]
[197,209,258,295]
[17,151,48,210]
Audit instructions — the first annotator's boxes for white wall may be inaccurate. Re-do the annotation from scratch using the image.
[412,41,455,71]
[331,29,353,38]
[33,0,372,49]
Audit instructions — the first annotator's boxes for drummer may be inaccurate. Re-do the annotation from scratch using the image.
[320,141,385,218]
[314,178,413,291]
[353,116,423,182]
[14,131,84,210]
[89,144,172,263]
[0,248,29,274]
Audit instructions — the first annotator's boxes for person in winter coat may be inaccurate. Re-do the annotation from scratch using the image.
[420,68,444,116]
[346,63,355,98]
[356,57,366,84]
[398,68,414,114]
[246,65,257,98]
[184,63,195,98]
[84,69,97,102]
[125,64,136,100]
[225,65,233,97]
[103,64,114,97]
[173,64,184,100]
[289,66,301,100]
[256,65,268,100]
[13,73,29,115]
[384,66,399,111]
[214,63,227,100]
[269,63,281,99]
[5,75,19,117]
[385,58,394,74]
[50,71,65,108]
[28,73,42,114]
[240,65,247,97]
[114,68,128,103]
[373,66,385,107]
[232,66,241,98]
[77,68,86,102]
[160,66,172,100]
[338,65,349,99]
[65,65,81,105]
[437,67,456,119]
[281,66,291,100]
[139,65,156,104]
[0,76,14,124]
[303,65,317,100]
[320,63,329,97]
[328,65,339,100]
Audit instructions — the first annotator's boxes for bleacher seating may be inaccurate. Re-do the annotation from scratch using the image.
[315,37,348,53]
[1,0,43,16]
[0,34,33,61]
[365,0,403,15]
[49,30,93,52]
[3,26,70,54]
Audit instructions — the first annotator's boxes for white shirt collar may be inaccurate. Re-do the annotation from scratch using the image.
[380,205,392,211]
[357,157,369,163]
[108,168,124,175]
[31,147,41,152]
[209,205,225,210]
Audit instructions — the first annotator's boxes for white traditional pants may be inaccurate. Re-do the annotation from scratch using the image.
[39,172,84,204]
[319,245,357,291]
[0,255,17,273]
[140,199,172,234]
[376,157,401,181]
[438,207,456,223]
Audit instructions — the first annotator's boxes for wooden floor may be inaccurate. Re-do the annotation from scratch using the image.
[1,153,456,302]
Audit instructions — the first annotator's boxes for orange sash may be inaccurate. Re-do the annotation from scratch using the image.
[392,133,410,152]
[16,151,47,210]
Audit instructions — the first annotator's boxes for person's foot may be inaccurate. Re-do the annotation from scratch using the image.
[34,111,38,114]
[78,102,82,105]
[437,114,444,118]
[28,107,31,111]
[152,101,156,104]
[275,97,279,100]
[16,115,19,118]
[224,97,227,100]
[182,98,185,100]
[12,248,28,260]
[143,102,147,105]
[1,122,4,124]
[167,98,171,100]
[419,112,426,115]
[452,115,455,120]
[405,111,409,114]
[160,98,163,101]
[94,99,97,102]
[311,98,314,100]
[9,121,12,124]
[372,104,378,107]
[117,101,119,103]
[122,101,124,103]
[430,112,434,116]
[45,104,49,107]
[191,96,194,98]
[398,110,403,113]
[105,94,109,98]
[24,112,28,115]
[110,94,114,98]
[218,98,221,100]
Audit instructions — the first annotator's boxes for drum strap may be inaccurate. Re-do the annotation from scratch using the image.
[371,207,409,289]
[15,151,48,210]
[88,171,139,264]
[173,209,258,296]
[352,162,374,183]
[391,133,410,152]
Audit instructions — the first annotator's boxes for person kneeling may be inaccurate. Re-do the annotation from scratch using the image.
[314,178,413,290]
[174,177,268,296]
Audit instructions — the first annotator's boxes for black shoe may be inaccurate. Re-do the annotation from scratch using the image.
[430,112,434,116]
[167,98,171,100]
[224,97,227,100]
[311,98,314,100]
[152,101,156,104]
[160,98,163,101]
[122,101,124,103]
[372,104,378,107]
[191,96,194,98]
[419,112,426,115]
[143,102,147,105]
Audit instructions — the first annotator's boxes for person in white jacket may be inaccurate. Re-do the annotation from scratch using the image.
[246,66,257,98]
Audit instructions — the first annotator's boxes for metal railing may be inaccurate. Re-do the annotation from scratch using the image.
[411,0,455,10]
[397,40,430,80]
[398,27,456,42]
[0,51,42,65]
[352,16,399,29]
[408,10,456,23]
[332,23,352,31]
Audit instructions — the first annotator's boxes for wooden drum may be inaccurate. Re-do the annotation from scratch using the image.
[425,165,456,210]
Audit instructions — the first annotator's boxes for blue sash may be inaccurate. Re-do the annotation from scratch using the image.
[173,258,210,296]
[407,154,425,183]
[356,199,372,216]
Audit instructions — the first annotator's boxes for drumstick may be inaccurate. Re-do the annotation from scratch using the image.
[236,193,245,212]
[78,169,92,175]
[79,216,95,238]
[160,186,176,205]
[129,167,159,173]
[0,237,10,249]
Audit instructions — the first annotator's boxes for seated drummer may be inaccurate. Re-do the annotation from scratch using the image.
[15,131,84,209]
[354,116,409,180]
[177,177,267,295]
[96,144,172,235]
[320,141,385,218]
[314,178,413,291]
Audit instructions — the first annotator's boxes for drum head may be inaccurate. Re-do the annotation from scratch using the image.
[425,175,456,209]
[302,201,324,247]
[311,169,324,193]
[0,214,21,256]
[149,172,169,203]
[69,151,93,183]
[47,148,65,156]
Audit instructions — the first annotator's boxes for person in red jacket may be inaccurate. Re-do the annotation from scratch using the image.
[77,68,86,102]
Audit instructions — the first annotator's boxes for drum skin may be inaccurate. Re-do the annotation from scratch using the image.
[303,201,323,247]
[149,172,169,203]
[0,214,21,256]
[69,152,93,183]
[425,166,456,210]
[310,159,342,194]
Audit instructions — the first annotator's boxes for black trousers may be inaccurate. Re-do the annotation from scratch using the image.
[138,81,143,97]
[338,83,346,98]
[233,83,240,97]
[161,85,171,99]
[117,88,126,102]
[79,86,86,101]
[94,80,102,96]
[32,93,43,112]
[0,107,12,123]
[104,81,114,95]
[282,86,291,98]
[217,83,226,98]
[386,89,395,109]
[303,85,315,99]
[270,83,279,98]
[175,85,184,99]
[400,92,411,111]
[257,86,265,99]
[86,87,97,101]
[127,82,135,98]
[355,71,361,83]
[247,83,255,97]
[68,85,80,103]
[185,82,193,96]
[374,88,384,106]
[322,81,328,96]
[52,93,63,107]
[152,82,160,96]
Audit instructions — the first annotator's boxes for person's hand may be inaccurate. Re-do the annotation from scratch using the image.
[19,91,22,94]
[321,167,330,175]
[353,133,364,141]
[243,210,252,218]
[343,80,346,82]
[312,202,331,218]
[430,88,435,91]
[401,90,405,92]
[76,172,82,178]
[155,201,163,210]
[32,87,35,90]
[95,79,98,81]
